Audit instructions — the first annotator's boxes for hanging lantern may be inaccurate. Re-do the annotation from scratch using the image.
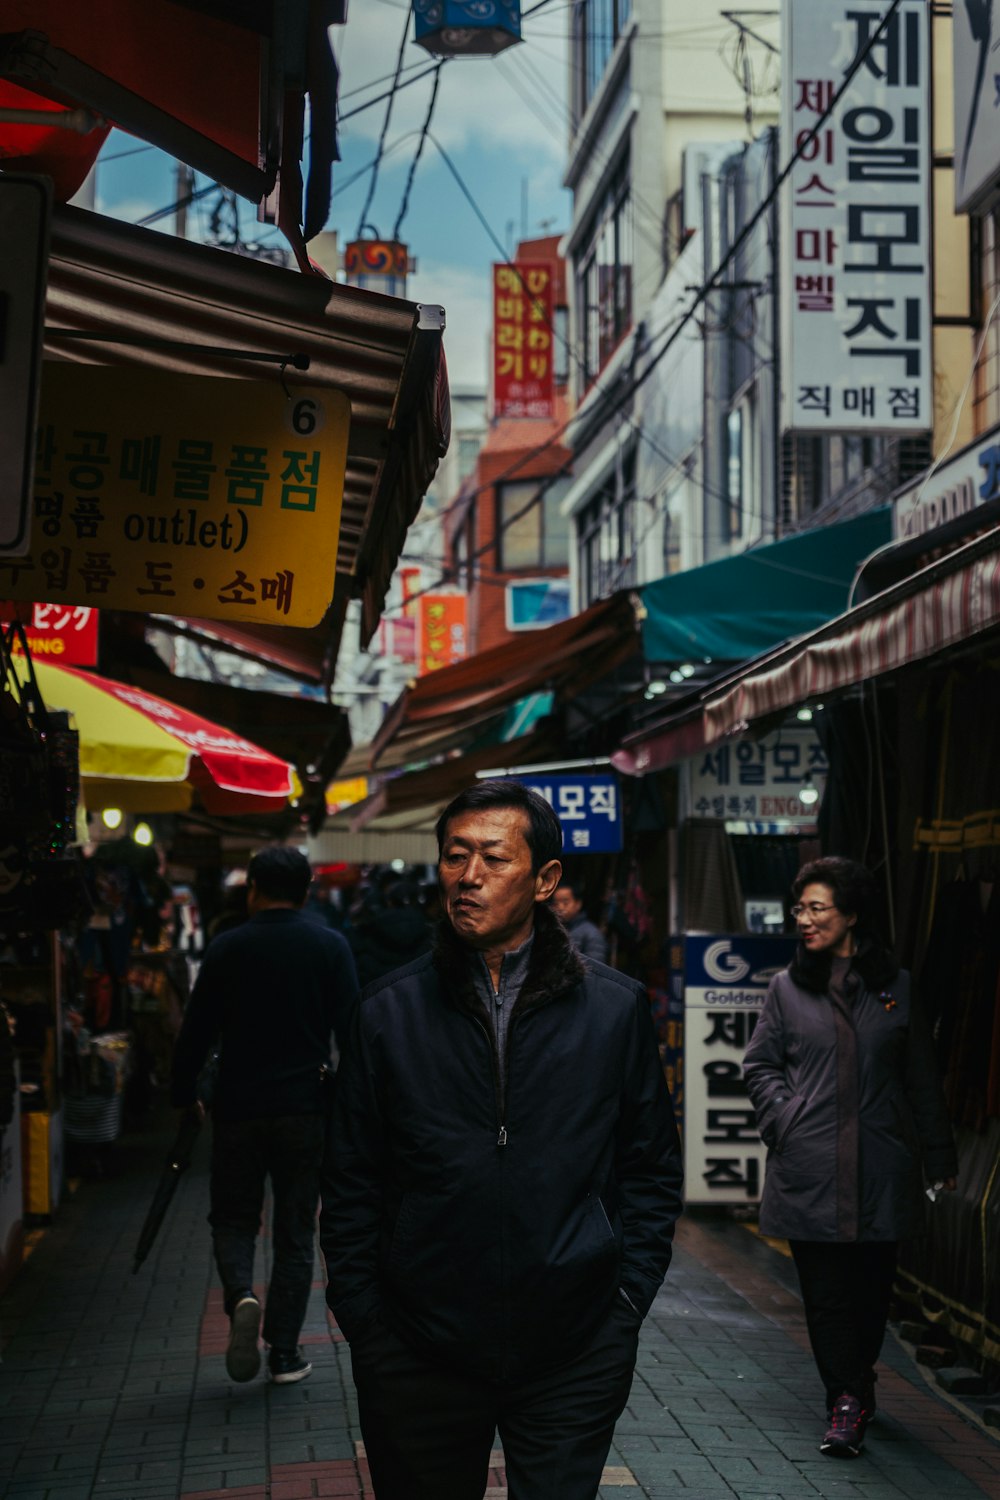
[414,0,521,57]
[343,239,411,299]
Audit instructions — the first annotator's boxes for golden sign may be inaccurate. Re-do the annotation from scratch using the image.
[0,367,351,627]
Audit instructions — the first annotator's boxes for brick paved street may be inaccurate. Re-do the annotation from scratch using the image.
[1,1107,997,1500]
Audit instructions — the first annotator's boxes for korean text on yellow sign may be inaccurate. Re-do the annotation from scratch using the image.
[1,367,351,628]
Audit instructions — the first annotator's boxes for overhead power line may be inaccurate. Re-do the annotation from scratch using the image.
[355,8,412,238]
[393,62,445,240]
[384,0,906,617]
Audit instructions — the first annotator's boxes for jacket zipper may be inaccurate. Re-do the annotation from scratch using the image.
[473,1012,506,1145]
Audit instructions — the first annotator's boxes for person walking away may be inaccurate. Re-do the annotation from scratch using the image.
[348,878,431,988]
[320,780,683,1500]
[742,856,957,1459]
[551,878,609,964]
[171,847,358,1386]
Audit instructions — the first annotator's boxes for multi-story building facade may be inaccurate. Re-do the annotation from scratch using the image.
[561,1,780,609]
[445,236,573,654]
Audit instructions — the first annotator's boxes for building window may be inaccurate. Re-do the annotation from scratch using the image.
[573,0,632,119]
[497,482,569,571]
[576,158,634,386]
[975,206,1000,430]
[576,448,637,606]
[554,305,570,386]
[726,408,744,539]
[453,504,476,590]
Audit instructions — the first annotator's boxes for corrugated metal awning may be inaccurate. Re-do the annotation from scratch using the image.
[614,525,1000,773]
[43,204,449,680]
[705,525,1000,740]
[368,593,640,771]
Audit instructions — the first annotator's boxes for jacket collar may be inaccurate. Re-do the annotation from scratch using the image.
[433,903,585,1019]
[789,929,898,995]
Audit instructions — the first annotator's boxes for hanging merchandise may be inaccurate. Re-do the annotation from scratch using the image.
[0,622,89,935]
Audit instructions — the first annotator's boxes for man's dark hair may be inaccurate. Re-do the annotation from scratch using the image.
[556,878,584,902]
[247,846,312,905]
[791,855,877,927]
[436,780,563,874]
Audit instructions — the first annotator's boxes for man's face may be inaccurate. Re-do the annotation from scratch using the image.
[551,886,582,922]
[438,806,561,953]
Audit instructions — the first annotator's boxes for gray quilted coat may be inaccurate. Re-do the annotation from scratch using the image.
[742,965,957,1242]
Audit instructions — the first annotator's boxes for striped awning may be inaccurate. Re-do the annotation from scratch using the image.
[705,528,1000,741]
[615,525,1000,774]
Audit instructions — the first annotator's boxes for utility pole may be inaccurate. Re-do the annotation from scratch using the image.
[175,160,192,240]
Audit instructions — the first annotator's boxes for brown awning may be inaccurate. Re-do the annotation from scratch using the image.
[43,204,449,680]
[349,723,561,831]
[368,593,641,771]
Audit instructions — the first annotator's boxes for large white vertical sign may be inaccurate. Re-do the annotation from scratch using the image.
[780,0,931,434]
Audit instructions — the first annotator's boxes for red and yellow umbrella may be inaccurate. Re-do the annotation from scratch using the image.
[27,661,300,815]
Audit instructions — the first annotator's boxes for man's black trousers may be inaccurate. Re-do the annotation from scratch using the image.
[348,1296,641,1500]
[209,1112,325,1352]
[789,1239,898,1410]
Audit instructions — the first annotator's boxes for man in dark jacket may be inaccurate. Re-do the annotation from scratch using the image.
[319,781,682,1500]
[171,846,358,1387]
[552,878,609,964]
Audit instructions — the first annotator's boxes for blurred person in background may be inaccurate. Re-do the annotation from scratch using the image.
[171,846,358,1387]
[349,876,431,989]
[552,878,608,965]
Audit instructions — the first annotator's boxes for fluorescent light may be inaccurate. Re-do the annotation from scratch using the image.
[796,707,813,722]
[133,822,154,846]
[101,807,123,830]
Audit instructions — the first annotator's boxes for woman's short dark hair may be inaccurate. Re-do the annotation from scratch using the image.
[247,846,312,905]
[792,856,877,926]
[436,780,563,874]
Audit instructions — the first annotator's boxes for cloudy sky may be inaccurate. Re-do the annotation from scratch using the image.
[93,3,572,390]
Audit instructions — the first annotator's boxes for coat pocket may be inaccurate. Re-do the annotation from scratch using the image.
[773,1093,807,1152]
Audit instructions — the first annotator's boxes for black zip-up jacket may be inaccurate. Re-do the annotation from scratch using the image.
[320,905,683,1382]
[170,909,359,1120]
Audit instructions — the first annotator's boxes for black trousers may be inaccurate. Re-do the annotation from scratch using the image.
[209,1112,325,1351]
[789,1239,898,1410]
[349,1298,641,1500]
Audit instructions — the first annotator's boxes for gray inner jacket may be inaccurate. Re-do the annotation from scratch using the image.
[743,964,957,1242]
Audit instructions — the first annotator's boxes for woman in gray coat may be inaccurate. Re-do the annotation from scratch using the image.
[743,856,957,1460]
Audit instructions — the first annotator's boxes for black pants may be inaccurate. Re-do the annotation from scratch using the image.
[350,1298,641,1500]
[789,1239,898,1410]
[209,1112,325,1351]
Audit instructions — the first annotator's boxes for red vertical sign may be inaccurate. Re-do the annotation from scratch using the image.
[492,262,555,419]
[417,594,468,675]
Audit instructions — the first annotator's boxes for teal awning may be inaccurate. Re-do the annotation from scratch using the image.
[640,508,893,663]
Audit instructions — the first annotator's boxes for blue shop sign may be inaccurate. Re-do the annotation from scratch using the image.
[683,934,795,1002]
[503,772,623,853]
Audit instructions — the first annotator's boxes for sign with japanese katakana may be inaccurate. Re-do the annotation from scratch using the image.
[0,600,98,666]
[780,0,932,434]
[505,772,622,853]
[417,593,467,675]
[492,262,555,419]
[0,367,351,627]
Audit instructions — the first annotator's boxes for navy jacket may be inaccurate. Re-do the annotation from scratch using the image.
[170,908,358,1120]
[320,905,683,1382]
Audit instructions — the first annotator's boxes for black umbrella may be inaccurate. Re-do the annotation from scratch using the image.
[132,1109,203,1273]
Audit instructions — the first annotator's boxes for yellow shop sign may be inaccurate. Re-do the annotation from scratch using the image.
[1,366,351,627]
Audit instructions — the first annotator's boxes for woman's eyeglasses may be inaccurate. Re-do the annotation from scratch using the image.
[791,902,836,918]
